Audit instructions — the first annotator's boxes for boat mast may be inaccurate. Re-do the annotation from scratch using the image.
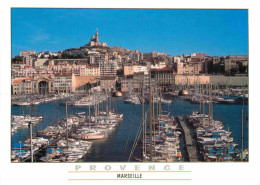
[202,85,205,124]
[57,98,59,124]
[29,122,33,162]
[106,90,109,116]
[159,89,162,119]
[241,93,244,160]
[199,84,201,113]
[149,71,153,161]
[94,93,97,124]
[142,81,145,161]
[153,91,155,154]
[211,84,213,121]
[108,91,111,115]
[88,101,91,122]
[158,89,161,144]
[65,102,68,152]
[22,105,24,117]
[228,126,230,161]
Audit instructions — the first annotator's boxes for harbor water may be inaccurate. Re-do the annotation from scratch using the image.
[11,97,248,162]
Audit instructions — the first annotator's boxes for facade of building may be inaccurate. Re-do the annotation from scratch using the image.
[100,60,117,77]
[12,75,54,95]
[212,56,221,74]
[120,72,149,93]
[151,68,174,92]
[123,64,134,76]
[224,55,248,75]
[12,77,33,95]
[100,76,116,91]
[191,52,206,60]
[20,50,36,57]
[80,64,100,76]
[74,76,98,92]
[151,61,167,69]
[120,76,132,92]
[134,65,148,74]
[174,75,210,85]
[54,73,76,93]
[174,75,248,86]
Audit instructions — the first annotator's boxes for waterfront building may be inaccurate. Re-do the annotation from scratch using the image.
[12,75,54,95]
[74,76,98,92]
[174,75,248,87]
[100,76,116,92]
[203,59,213,74]
[120,76,132,92]
[132,72,148,92]
[12,77,33,95]
[224,55,248,75]
[120,72,149,93]
[174,75,210,86]
[212,56,221,74]
[176,60,203,75]
[151,68,174,92]
[54,73,76,93]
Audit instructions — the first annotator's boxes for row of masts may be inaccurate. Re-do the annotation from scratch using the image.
[62,90,115,153]
[143,71,247,161]
[19,104,37,117]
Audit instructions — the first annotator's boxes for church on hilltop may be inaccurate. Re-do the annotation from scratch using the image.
[86,28,107,47]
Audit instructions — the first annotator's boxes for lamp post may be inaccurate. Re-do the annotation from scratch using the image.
[28,122,33,162]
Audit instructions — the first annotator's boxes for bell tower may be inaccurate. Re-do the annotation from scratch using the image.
[95,28,99,43]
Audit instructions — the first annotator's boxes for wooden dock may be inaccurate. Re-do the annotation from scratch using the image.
[177,116,198,162]
[21,124,79,162]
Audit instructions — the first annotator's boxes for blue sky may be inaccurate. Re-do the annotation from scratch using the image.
[11,9,248,57]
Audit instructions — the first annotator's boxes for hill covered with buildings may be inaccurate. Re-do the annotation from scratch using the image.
[11,28,248,95]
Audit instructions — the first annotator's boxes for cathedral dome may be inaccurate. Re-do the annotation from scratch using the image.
[178,90,189,96]
[113,91,123,97]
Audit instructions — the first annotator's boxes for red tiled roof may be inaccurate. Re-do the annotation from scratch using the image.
[151,68,174,72]
[13,77,32,83]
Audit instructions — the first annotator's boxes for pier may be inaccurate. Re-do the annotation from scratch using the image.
[177,116,198,162]
[21,124,80,162]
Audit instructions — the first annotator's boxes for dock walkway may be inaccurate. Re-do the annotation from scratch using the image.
[21,124,79,162]
[177,116,198,162]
